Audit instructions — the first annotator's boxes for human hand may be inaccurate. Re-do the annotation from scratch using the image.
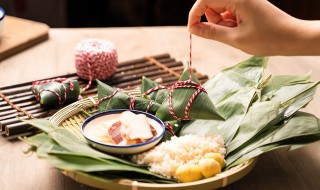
[188,0,319,56]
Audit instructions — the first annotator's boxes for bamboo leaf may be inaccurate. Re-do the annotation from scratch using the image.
[180,56,268,145]
[261,73,311,100]
[49,128,139,166]
[97,80,161,114]
[275,82,320,117]
[228,135,320,169]
[204,56,268,103]
[156,67,223,121]
[19,133,51,147]
[141,76,169,104]
[45,154,133,172]
[23,119,139,166]
[226,100,281,153]
[226,79,320,157]
[32,80,81,106]
[22,131,173,181]
[22,119,58,133]
[32,137,173,180]
[180,87,256,143]
[226,112,320,168]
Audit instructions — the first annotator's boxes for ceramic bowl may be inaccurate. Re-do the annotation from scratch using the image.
[81,109,165,154]
[0,7,5,37]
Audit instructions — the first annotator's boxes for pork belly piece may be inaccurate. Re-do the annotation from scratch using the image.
[108,121,123,144]
[120,111,154,140]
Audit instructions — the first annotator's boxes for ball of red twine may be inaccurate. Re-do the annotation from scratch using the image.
[75,38,118,91]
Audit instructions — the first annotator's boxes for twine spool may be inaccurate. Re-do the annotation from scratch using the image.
[75,38,118,91]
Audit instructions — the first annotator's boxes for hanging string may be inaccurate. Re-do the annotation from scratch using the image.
[141,33,207,121]
[189,33,192,79]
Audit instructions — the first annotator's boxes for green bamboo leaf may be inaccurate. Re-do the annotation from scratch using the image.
[226,100,281,153]
[275,82,320,117]
[226,79,319,157]
[32,80,81,106]
[179,56,268,145]
[42,151,173,180]
[46,154,133,172]
[141,76,169,104]
[34,137,173,181]
[155,67,223,121]
[226,112,320,167]
[179,64,200,82]
[22,119,139,166]
[259,112,319,144]
[228,135,320,169]
[180,87,256,143]
[204,56,268,103]
[97,80,161,114]
[19,133,51,147]
[36,137,67,158]
[22,119,58,133]
[261,73,311,100]
[97,80,130,111]
[49,128,139,166]
[225,80,320,167]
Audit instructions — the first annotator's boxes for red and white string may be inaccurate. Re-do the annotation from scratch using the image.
[189,33,193,79]
[75,39,118,92]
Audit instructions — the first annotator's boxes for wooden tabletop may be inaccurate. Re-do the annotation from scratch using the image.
[0,27,319,190]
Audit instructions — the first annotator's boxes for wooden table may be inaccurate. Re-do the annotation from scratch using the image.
[0,27,319,190]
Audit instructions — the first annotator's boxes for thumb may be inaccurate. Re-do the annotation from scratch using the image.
[189,22,234,43]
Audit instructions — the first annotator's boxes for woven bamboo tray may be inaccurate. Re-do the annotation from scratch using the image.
[49,97,257,190]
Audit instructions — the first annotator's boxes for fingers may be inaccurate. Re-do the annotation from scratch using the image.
[205,8,223,24]
[188,0,228,29]
[218,20,237,27]
[189,22,234,43]
[221,11,236,22]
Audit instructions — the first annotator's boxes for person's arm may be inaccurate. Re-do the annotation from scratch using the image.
[187,0,320,56]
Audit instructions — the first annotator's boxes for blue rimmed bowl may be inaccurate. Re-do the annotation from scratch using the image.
[81,109,165,155]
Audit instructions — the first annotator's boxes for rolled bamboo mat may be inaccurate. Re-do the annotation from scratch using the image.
[0,53,208,139]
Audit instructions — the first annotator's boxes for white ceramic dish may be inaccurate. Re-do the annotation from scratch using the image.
[81,109,165,155]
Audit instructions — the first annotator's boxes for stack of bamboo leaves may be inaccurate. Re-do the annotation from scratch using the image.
[180,56,320,169]
[21,56,320,183]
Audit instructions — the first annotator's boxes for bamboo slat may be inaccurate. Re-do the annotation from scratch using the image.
[0,54,208,139]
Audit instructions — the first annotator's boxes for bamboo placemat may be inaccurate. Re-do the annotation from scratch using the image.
[0,53,208,139]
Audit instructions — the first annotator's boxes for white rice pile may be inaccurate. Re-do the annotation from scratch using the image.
[131,134,226,178]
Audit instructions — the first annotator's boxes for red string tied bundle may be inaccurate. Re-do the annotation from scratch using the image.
[75,38,118,91]
[31,78,80,106]
[168,79,207,121]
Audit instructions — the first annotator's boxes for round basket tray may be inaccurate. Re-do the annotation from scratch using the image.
[49,96,257,190]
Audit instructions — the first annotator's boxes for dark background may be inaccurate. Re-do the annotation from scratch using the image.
[1,0,320,28]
